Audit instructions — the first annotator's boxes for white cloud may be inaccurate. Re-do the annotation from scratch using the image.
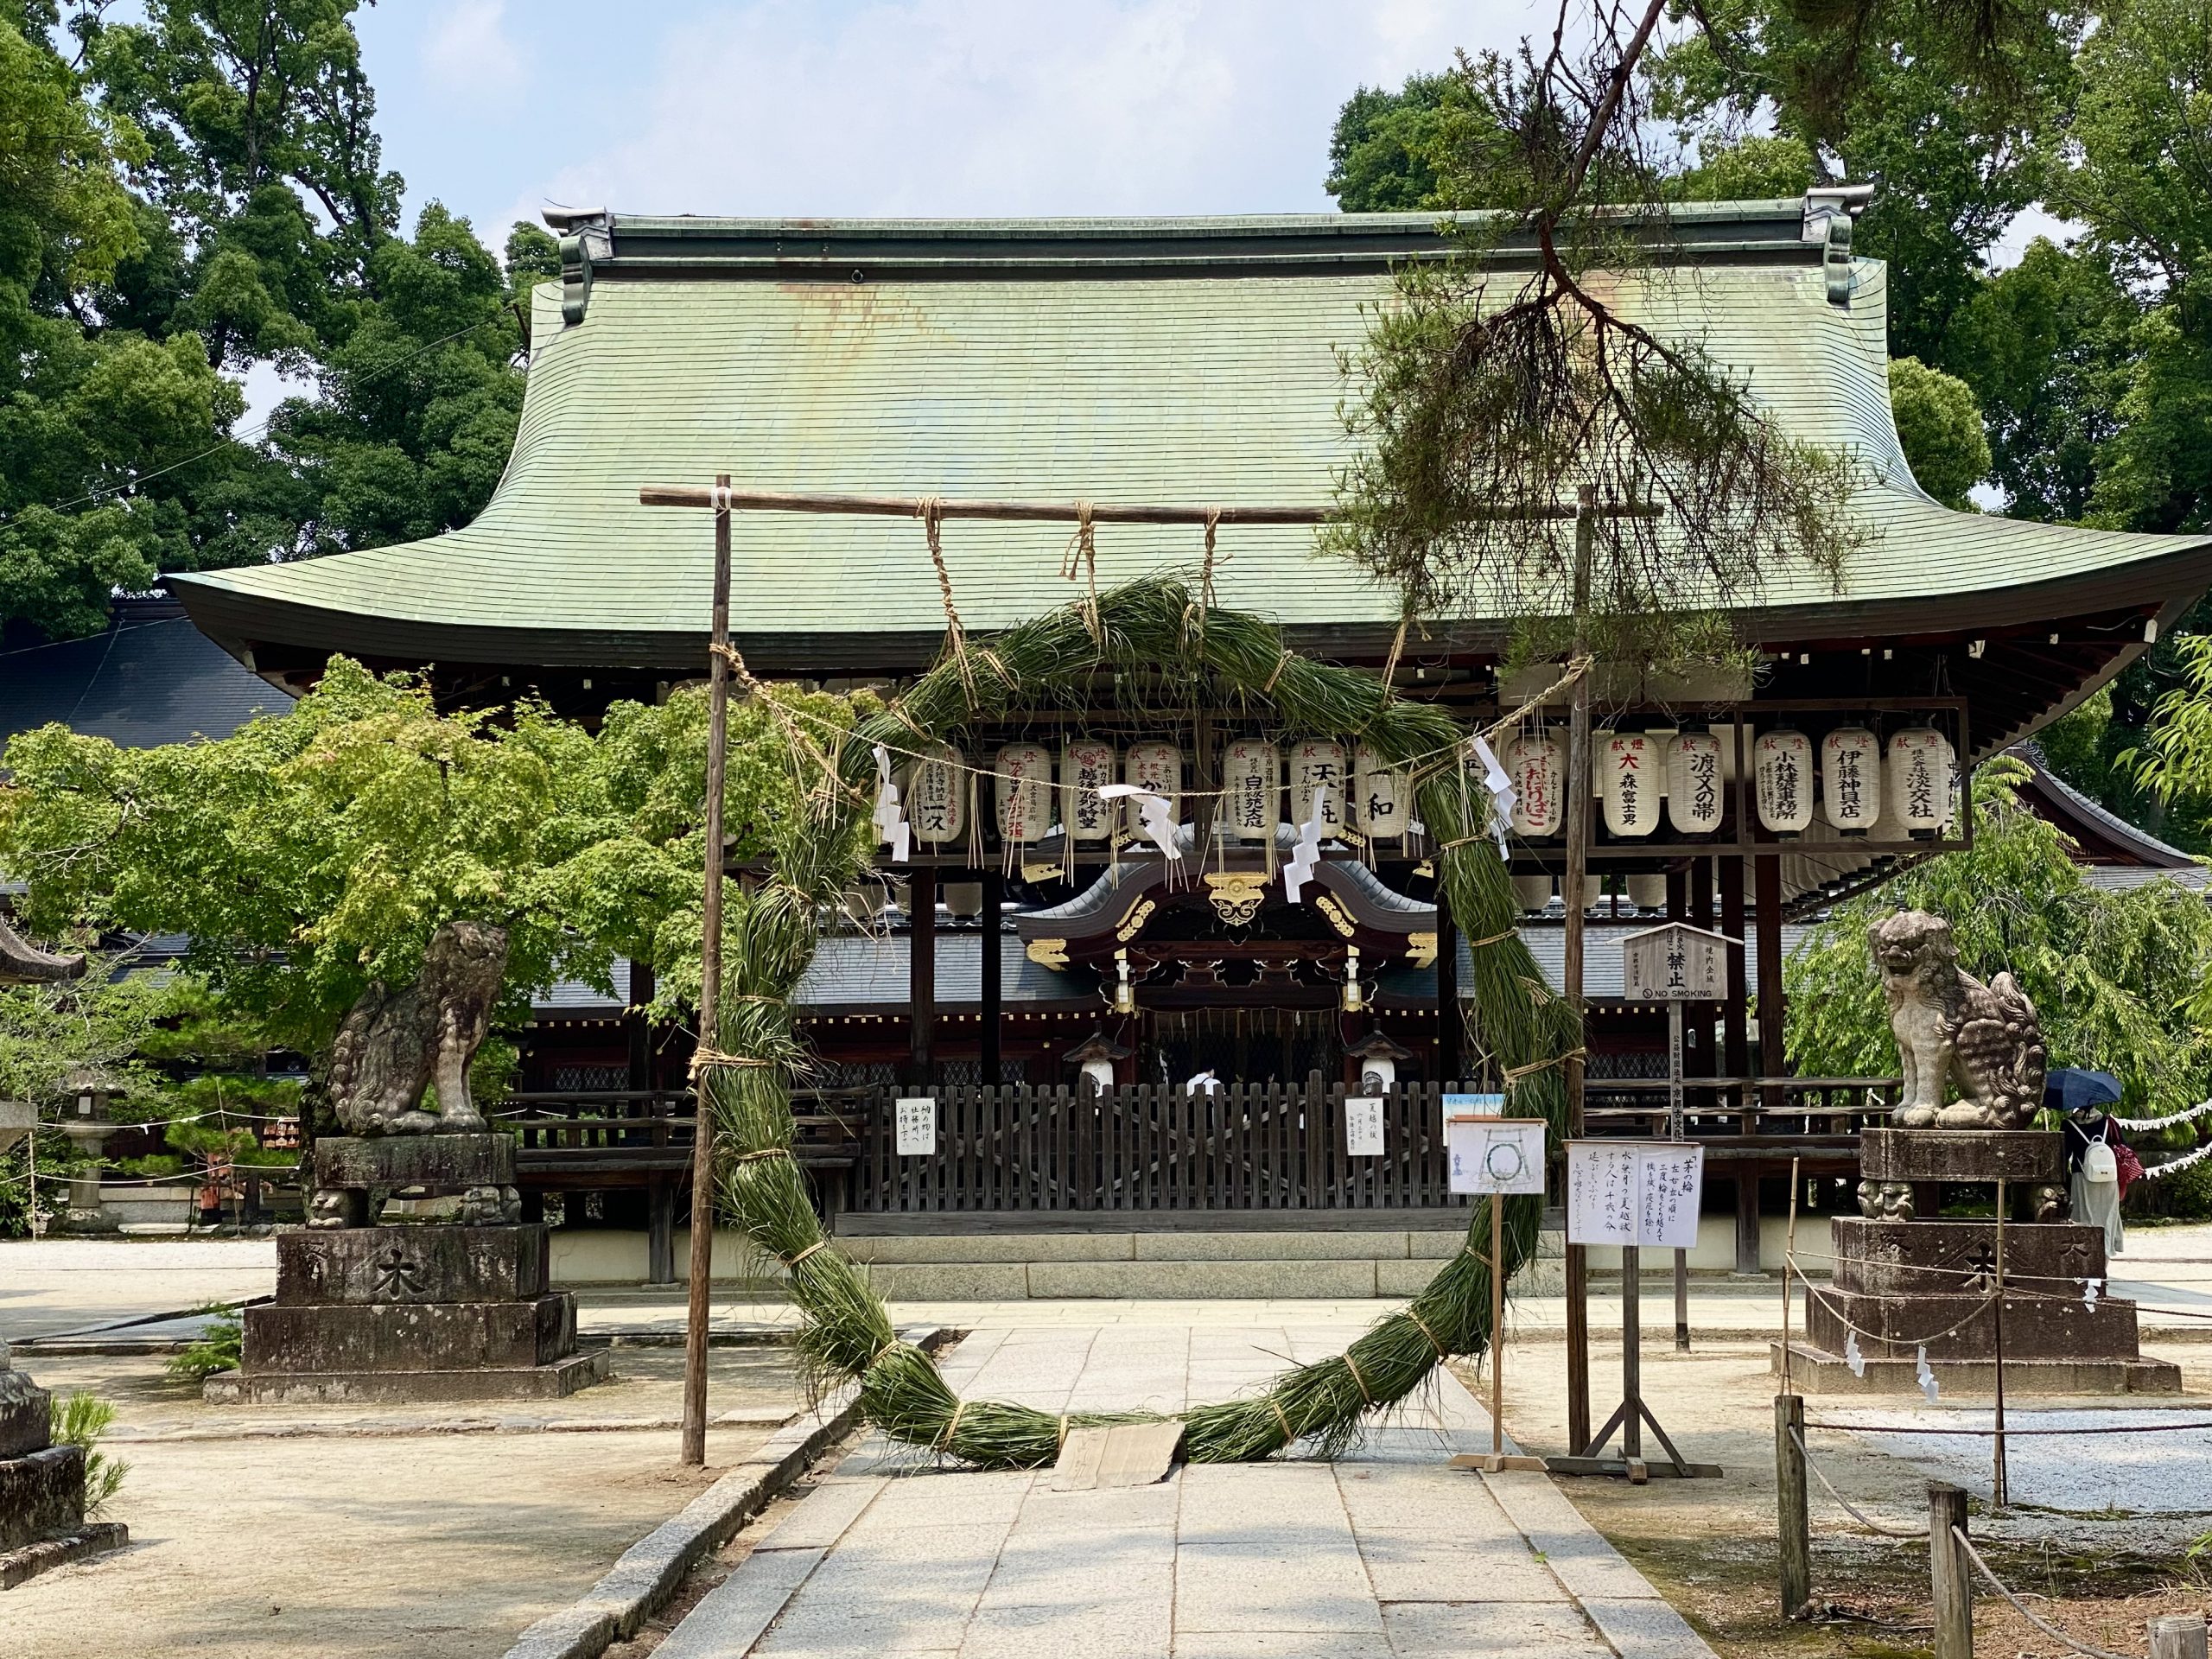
[514,0,1535,224]
[424,0,527,110]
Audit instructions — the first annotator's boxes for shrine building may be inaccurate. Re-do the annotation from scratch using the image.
[166,200,2212,1281]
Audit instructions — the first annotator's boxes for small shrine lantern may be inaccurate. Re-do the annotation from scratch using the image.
[1821,726,1882,830]
[1665,730,1725,835]
[906,743,965,844]
[1065,1031,1130,1093]
[1224,739,1280,841]
[1599,732,1662,836]
[996,742,1052,844]
[1344,1028,1414,1094]
[1122,741,1182,836]
[1287,739,1348,830]
[1753,728,1814,833]
[1061,738,1117,843]
[1504,728,1564,837]
[1886,727,1955,833]
[1352,745,1408,842]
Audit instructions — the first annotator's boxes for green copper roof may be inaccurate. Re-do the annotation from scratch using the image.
[171,207,2212,671]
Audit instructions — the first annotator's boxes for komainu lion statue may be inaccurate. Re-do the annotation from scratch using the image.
[327,920,508,1136]
[1869,910,2046,1130]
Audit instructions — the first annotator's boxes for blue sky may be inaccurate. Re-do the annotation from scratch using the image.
[350,1,1535,241]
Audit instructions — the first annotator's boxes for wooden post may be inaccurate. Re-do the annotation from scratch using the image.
[647,1177,676,1286]
[2150,1614,2209,1659]
[1670,995,1689,1352]
[1929,1483,1973,1659]
[1754,854,1785,1116]
[1775,1393,1811,1618]
[909,867,938,1084]
[1992,1177,2008,1508]
[1721,854,1750,1079]
[980,869,1003,1087]
[1563,487,1595,1455]
[1782,1155,1801,1394]
[1491,1195,1506,1462]
[1435,898,1460,1083]
[679,473,735,1468]
[1619,1243,1643,1468]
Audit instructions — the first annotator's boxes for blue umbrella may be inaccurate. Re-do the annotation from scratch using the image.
[2044,1068,2123,1114]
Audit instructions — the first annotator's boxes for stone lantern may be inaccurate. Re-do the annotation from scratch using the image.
[1344,1028,1414,1094]
[1064,1033,1130,1093]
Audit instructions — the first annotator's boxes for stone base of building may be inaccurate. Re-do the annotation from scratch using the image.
[0,1444,86,1554]
[205,1347,610,1405]
[0,1521,128,1590]
[1773,1339,2181,1395]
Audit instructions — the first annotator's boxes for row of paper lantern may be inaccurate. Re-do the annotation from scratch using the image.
[1503,725,1958,838]
[899,739,1414,846]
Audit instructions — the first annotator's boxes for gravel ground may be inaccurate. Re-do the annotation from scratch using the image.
[7,1344,809,1659]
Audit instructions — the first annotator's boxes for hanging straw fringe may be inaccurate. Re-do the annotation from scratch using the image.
[1381,611,1412,688]
[917,496,976,700]
[1060,500,1103,644]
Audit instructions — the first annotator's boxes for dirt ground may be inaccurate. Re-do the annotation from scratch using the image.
[1460,1332,2212,1659]
[7,1344,810,1659]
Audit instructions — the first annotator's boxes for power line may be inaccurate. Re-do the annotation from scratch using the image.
[0,314,512,529]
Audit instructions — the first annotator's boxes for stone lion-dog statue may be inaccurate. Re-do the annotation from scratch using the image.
[1869,910,2047,1130]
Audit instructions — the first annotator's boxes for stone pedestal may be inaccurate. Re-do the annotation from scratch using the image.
[1780,1128,2180,1395]
[213,1136,608,1403]
[0,1343,126,1586]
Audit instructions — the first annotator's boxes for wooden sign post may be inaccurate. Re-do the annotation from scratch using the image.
[1547,1137,1724,1482]
[1442,1100,1550,1475]
[1621,921,1734,1351]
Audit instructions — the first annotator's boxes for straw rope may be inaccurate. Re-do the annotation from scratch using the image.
[918,495,976,698]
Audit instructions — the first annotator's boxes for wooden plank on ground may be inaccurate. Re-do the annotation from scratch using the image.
[1050,1421,1188,1491]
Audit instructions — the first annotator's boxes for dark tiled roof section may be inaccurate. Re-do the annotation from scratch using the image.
[0,598,291,748]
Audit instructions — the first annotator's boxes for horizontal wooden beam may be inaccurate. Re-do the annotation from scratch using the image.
[638,486,1666,524]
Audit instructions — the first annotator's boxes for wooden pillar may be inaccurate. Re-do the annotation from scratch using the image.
[1754,854,1785,1113]
[980,869,1003,1087]
[627,959,658,1091]
[1688,861,1714,1082]
[1434,895,1460,1083]
[1721,855,1750,1078]
[909,867,938,1084]
[1562,492,1595,1458]
[1736,1166,1764,1276]
[647,1177,676,1285]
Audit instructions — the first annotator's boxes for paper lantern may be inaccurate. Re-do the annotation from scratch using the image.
[1223,739,1280,841]
[1625,874,1667,912]
[1600,733,1661,837]
[1753,729,1814,833]
[1061,739,1116,842]
[1665,731,1725,836]
[1821,727,1882,830]
[1351,746,1408,841]
[1887,728,1955,833]
[1504,728,1564,837]
[1121,741,1182,836]
[995,743,1052,844]
[1513,874,1554,913]
[906,743,965,844]
[1287,739,1348,830]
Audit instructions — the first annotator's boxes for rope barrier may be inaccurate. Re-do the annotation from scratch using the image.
[1790,1259,2001,1349]
[1785,1425,1929,1538]
[1808,1418,2212,1437]
[1953,1527,2144,1659]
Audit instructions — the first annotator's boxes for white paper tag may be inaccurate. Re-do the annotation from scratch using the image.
[894,1096,936,1156]
[1345,1096,1386,1158]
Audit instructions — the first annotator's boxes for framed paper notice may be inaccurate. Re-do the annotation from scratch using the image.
[893,1096,937,1157]
[1345,1096,1386,1159]
[1565,1141,1704,1248]
[1446,1116,1548,1197]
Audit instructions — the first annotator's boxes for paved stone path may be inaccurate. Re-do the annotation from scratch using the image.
[655,1320,1719,1658]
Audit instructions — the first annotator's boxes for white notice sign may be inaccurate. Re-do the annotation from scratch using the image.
[1345,1096,1386,1158]
[1565,1141,1705,1248]
[1638,1143,1704,1250]
[1446,1116,1548,1196]
[894,1096,937,1157]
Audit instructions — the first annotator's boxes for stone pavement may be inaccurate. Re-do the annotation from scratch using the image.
[652,1318,1720,1659]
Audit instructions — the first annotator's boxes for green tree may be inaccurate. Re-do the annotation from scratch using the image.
[1786,757,2212,1113]
[1887,356,1992,507]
